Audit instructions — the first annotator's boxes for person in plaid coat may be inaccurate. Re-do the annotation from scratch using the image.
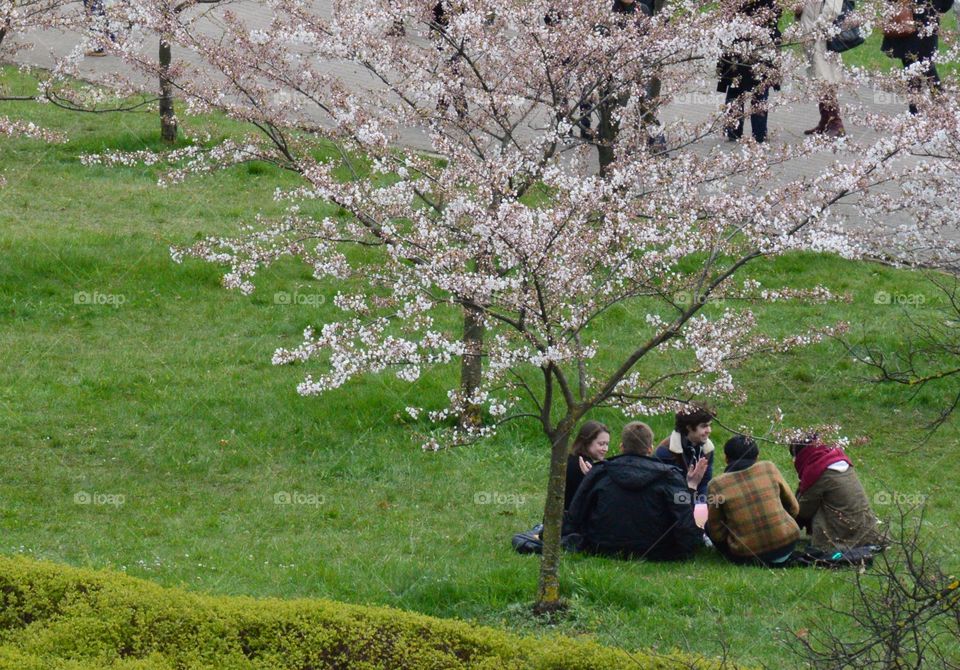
[706,435,800,566]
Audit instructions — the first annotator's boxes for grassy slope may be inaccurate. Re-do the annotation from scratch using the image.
[1,67,958,667]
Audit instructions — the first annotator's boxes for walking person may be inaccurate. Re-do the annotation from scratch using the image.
[716,0,782,143]
[797,0,846,136]
[881,0,954,114]
[83,0,111,57]
[432,0,468,119]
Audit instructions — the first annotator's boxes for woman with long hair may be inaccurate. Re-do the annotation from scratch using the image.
[565,420,611,512]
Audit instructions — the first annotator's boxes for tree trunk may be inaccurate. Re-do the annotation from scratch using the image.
[596,96,616,178]
[159,37,177,143]
[459,306,484,428]
[535,425,572,613]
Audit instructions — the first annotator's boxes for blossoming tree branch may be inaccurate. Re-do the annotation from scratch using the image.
[75,0,960,609]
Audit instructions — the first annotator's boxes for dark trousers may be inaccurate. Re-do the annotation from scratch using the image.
[724,84,769,142]
[712,533,796,567]
[706,524,797,568]
[900,57,940,115]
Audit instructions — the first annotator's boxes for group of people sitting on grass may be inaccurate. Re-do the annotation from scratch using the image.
[551,405,886,566]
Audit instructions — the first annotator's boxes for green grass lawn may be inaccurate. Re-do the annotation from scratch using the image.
[1,66,958,668]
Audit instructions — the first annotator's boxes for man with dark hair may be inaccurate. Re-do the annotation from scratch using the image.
[567,421,708,560]
[655,404,716,501]
[706,435,800,566]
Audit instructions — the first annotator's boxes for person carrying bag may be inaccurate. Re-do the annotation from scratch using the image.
[881,0,955,114]
[825,0,865,53]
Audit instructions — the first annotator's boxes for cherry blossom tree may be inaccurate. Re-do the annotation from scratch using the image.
[1,0,72,184]
[0,0,68,54]
[78,0,960,610]
[34,0,229,142]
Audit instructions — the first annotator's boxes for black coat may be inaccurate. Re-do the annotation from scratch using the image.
[567,454,702,560]
[564,453,594,511]
[881,0,954,61]
[716,0,782,92]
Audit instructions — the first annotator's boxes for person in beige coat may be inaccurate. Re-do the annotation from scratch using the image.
[797,0,846,136]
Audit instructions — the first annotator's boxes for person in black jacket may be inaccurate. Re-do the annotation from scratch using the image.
[716,0,781,142]
[567,421,708,560]
[881,0,954,114]
[564,420,611,512]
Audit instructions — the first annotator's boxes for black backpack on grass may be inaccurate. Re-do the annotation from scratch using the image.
[791,544,879,568]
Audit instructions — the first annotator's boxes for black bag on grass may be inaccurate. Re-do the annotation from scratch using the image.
[512,529,543,555]
[511,523,583,555]
[792,545,878,568]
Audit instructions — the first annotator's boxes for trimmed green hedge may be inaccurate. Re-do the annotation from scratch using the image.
[0,556,737,669]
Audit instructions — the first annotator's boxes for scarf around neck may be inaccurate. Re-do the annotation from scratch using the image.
[795,443,852,494]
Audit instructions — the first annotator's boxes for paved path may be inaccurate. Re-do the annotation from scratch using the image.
[7,1,957,243]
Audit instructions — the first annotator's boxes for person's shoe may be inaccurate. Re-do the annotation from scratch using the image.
[85,49,107,57]
[725,129,741,142]
[753,133,767,144]
[804,102,829,135]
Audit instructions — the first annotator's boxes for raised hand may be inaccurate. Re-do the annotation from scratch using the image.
[686,457,709,490]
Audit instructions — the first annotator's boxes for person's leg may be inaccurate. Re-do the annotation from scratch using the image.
[822,84,844,137]
[804,85,829,136]
[898,56,938,115]
[755,541,797,567]
[711,537,752,565]
[641,76,666,150]
[749,84,769,143]
[902,56,921,115]
[578,92,594,141]
[917,61,942,114]
[724,86,745,141]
